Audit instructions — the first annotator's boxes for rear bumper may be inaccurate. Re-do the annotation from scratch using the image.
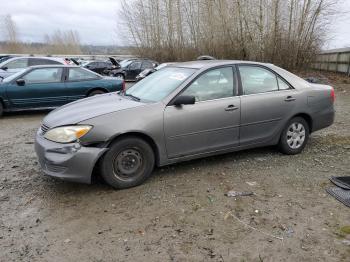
[312,106,335,132]
[35,133,107,184]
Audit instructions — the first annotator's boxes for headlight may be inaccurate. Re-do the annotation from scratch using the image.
[44,125,92,143]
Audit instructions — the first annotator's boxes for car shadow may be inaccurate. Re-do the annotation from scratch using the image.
[38,145,280,196]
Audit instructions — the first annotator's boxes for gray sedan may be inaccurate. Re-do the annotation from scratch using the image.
[35,60,335,189]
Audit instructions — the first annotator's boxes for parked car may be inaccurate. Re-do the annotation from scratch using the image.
[108,59,158,81]
[135,63,176,82]
[35,60,334,189]
[0,65,124,116]
[82,58,120,75]
[0,55,17,64]
[0,56,68,79]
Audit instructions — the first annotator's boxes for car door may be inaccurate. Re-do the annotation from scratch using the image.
[126,61,142,80]
[164,66,241,158]
[237,64,298,146]
[5,67,66,108]
[65,67,102,102]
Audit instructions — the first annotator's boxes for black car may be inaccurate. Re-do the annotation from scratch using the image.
[108,59,158,81]
[135,63,176,82]
[82,57,121,75]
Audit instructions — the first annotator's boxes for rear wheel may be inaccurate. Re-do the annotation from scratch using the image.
[279,117,309,155]
[88,90,106,97]
[100,136,155,189]
[0,102,3,117]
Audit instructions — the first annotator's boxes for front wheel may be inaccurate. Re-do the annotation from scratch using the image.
[0,102,3,117]
[278,117,309,155]
[100,136,155,189]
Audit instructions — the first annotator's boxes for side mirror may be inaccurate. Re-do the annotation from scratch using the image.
[172,95,195,106]
[1,67,8,71]
[16,79,25,86]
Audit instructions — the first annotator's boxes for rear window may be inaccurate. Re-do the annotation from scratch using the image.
[29,58,62,66]
[68,67,100,81]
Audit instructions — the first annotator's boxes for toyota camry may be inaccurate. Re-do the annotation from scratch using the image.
[35,60,335,189]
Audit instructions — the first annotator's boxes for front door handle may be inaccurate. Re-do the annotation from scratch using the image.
[225,105,239,111]
[284,96,296,102]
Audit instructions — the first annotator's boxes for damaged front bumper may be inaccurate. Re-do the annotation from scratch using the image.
[35,132,107,184]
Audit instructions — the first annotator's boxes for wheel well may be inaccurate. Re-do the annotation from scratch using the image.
[293,113,313,132]
[107,132,160,166]
[87,88,108,96]
[114,72,124,76]
[91,132,160,184]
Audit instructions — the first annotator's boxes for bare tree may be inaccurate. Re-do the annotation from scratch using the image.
[120,0,339,69]
[0,14,22,53]
[44,30,82,54]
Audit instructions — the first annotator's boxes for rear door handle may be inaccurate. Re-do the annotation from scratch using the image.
[284,96,296,102]
[225,105,239,111]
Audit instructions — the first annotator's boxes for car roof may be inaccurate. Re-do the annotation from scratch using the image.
[27,65,79,69]
[0,56,65,66]
[172,60,274,69]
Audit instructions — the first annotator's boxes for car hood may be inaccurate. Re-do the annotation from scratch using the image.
[43,93,145,128]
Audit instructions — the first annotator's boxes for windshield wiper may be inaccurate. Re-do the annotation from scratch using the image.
[123,93,141,101]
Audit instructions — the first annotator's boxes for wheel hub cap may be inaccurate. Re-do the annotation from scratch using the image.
[114,149,143,177]
[286,122,305,149]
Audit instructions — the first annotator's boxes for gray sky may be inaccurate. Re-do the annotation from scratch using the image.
[1,0,350,49]
[0,0,123,45]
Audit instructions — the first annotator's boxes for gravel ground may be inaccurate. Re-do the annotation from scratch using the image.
[0,76,349,262]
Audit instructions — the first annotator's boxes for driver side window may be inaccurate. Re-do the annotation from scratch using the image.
[182,67,235,102]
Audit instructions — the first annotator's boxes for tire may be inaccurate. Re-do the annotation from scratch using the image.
[100,136,155,189]
[0,102,3,117]
[278,117,309,155]
[88,90,106,97]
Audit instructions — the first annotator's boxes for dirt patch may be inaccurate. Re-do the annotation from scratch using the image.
[1,74,350,261]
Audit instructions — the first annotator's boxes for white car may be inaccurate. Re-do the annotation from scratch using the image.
[0,56,69,79]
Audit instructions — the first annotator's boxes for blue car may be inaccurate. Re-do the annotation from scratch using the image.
[0,65,124,116]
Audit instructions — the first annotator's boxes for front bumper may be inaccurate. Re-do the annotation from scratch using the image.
[35,133,107,184]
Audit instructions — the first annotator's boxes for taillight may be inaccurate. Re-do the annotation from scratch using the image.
[330,88,335,103]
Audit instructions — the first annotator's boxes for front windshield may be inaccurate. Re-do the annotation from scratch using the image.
[125,67,196,102]
[2,69,27,83]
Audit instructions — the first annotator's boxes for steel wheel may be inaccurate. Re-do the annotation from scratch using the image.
[100,136,155,189]
[286,122,306,149]
[113,148,144,181]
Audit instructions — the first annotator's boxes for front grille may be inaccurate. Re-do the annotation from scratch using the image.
[41,124,50,135]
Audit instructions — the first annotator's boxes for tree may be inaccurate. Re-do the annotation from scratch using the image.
[44,30,82,54]
[0,14,22,53]
[120,0,339,69]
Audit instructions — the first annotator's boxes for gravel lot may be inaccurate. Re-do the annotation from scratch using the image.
[1,76,350,262]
